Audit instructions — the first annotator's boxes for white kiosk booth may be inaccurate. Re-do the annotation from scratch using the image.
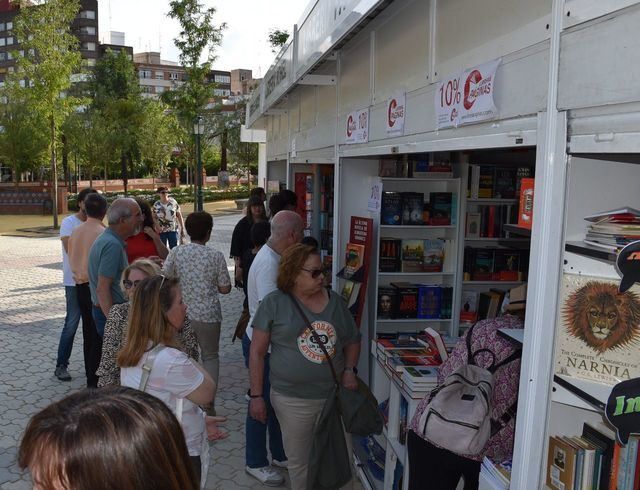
[247,1,640,488]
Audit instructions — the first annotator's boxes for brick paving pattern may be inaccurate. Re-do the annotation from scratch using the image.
[0,213,293,489]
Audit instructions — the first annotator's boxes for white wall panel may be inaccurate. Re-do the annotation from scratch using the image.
[339,33,372,114]
[299,86,317,132]
[373,0,430,104]
[435,0,550,79]
[558,4,640,110]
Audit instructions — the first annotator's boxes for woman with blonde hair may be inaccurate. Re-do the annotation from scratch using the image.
[118,275,225,486]
[249,243,361,490]
[19,386,199,490]
[96,259,200,388]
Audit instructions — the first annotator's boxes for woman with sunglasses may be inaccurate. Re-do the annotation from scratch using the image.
[96,259,200,388]
[125,198,169,264]
[154,187,185,249]
[119,275,226,486]
[249,243,361,490]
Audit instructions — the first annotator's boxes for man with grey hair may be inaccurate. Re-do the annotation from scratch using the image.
[242,209,304,485]
[88,198,143,342]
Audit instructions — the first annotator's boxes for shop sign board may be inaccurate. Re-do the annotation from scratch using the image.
[385,92,406,136]
[367,178,382,213]
[345,107,369,144]
[435,58,501,129]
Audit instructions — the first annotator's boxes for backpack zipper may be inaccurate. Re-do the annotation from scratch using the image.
[423,408,481,434]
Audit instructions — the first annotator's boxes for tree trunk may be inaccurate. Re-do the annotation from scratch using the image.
[51,116,59,229]
[121,151,128,195]
[220,128,228,171]
[61,134,69,189]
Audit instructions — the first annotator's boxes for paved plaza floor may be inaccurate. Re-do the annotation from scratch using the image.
[0,212,292,489]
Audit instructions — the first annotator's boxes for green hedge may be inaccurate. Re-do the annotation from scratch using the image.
[68,186,250,211]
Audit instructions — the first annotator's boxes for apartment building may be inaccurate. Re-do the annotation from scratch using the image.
[0,0,99,80]
[230,68,260,96]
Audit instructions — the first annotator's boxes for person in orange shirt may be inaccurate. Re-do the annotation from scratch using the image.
[68,193,107,387]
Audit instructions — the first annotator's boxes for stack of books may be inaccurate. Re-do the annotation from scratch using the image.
[480,457,511,490]
[583,207,640,252]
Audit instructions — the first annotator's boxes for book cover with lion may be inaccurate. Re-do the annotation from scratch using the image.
[554,273,640,385]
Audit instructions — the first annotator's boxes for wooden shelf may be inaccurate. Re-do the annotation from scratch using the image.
[380,225,456,229]
[565,241,617,263]
[503,224,532,237]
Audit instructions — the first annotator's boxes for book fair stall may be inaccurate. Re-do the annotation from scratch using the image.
[246,0,640,488]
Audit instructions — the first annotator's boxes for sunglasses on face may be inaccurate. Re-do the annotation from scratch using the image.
[123,279,142,290]
[302,268,325,279]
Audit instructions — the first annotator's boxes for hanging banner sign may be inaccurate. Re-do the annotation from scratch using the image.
[345,107,369,144]
[385,92,406,136]
[435,58,501,129]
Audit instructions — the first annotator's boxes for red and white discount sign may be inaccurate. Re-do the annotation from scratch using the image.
[385,92,405,136]
[345,107,370,144]
[435,58,500,129]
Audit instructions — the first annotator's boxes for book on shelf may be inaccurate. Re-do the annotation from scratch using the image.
[493,167,518,199]
[478,166,495,198]
[423,239,445,272]
[340,279,361,310]
[584,207,640,223]
[401,192,425,225]
[463,247,528,282]
[344,242,366,278]
[555,273,640,385]
[460,290,479,323]
[382,192,403,225]
[582,422,616,490]
[417,285,442,319]
[416,327,448,363]
[480,457,511,490]
[409,155,454,178]
[377,286,397,319]
[401,239,425,273]
[391,282,419,318]
[547,436,578,490]
[376,338,424,350]
[399,397,409,445]
[466,212,481,238]
[517,177,535,229]
[477,290,506,320]
[380,237,402,272]
[387,353,441,372]
[493,250,521,281]
[429,192,453,226]
[401,366,439,390]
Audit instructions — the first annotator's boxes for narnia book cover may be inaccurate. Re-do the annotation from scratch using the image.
[554,273,640,385]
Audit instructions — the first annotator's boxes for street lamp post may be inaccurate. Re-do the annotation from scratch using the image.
[193,116,205,212]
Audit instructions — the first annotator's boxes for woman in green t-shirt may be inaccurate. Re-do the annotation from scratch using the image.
[249,243,362,490]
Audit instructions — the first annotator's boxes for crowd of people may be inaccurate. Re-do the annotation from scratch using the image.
[32,184,521,489]
[40,185,362,490]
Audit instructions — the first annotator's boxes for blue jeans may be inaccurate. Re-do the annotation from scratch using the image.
[92,305,107,338]
[56,286,81,368]
[160,231,178,249]
[242,333,287,468]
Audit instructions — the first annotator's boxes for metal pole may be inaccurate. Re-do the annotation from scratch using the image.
[196,132,203,212]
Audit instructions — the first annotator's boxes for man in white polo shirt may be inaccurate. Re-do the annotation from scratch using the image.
[242,210,304,485]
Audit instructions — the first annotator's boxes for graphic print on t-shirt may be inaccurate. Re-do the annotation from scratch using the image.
[297,321,337,363]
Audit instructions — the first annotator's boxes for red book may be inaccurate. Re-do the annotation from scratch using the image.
[610,442,621,490]
[487,205,496,238]
[518,178,535,229]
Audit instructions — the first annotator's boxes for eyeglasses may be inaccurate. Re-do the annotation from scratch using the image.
[302,268,325,279]
[123,279,142,290]
[160,274,166,289]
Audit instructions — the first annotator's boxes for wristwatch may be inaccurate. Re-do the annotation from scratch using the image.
[344,366,358,375]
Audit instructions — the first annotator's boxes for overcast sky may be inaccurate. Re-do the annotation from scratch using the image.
[98,0,303,77]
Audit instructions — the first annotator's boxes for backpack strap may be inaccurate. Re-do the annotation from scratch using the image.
[139,344,166,391]
[466,323,497,370]
[490,398,519,436]
[489,347,522,374]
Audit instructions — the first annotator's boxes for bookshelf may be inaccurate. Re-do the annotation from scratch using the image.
[540,153,640,489]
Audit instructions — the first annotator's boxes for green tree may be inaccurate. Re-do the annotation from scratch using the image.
[91,49,144,194]
[268,28,290,53]
[138,99,181,177]
[162,0,225,187]
[0,85,49,186]
[13,0,83,228]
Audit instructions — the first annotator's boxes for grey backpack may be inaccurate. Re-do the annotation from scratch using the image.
[415,324,520,455]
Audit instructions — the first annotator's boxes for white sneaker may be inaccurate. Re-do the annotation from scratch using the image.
[272,459,288,469]
[245,465,284,486]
